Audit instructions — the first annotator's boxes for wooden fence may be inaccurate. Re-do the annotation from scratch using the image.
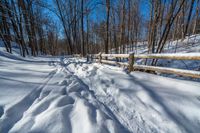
[87,53,200,78]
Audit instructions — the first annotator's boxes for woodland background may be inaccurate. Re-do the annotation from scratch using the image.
[0,0,200,57]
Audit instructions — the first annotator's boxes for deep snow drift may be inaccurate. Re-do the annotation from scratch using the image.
[0,50,200,133]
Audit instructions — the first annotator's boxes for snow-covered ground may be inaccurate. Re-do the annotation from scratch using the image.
[67,59,200,133]
[0,51,128,133]
[111,34,200,54]
[1,47,200,133]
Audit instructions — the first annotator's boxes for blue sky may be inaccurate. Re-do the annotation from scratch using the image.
[45,0,151,22]
[44,0,198,38]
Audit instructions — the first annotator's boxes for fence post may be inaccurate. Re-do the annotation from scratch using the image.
[128,53,134,72]
[90,54,92,62]
[99,52,102,63]
[87,54,89,62]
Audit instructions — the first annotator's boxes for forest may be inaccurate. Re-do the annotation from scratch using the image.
[1,0,199,57]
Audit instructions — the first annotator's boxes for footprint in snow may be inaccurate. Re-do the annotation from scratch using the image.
[58,80,71,86]
[65,75,72,78]
[100,79,110,88]
[55,95,75,107]
[61,87,67,95]
[39,90,51,100]
[82,66,88,71]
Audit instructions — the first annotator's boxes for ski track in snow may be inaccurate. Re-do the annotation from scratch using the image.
[0,62,58,132]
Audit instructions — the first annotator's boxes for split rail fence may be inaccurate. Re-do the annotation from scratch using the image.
[87,53,200,78]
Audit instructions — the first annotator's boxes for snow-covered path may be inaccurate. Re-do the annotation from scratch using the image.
[0,54,128,133]
[1,53,200,133]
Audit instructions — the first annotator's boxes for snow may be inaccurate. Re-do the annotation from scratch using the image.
[1,38,200,133]
[67,58,200,133]
[0,50,127,133]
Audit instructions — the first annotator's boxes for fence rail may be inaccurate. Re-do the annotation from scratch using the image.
[134,53,200,60]
[87,53,200,79]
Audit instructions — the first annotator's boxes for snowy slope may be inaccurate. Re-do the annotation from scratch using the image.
[110,34,200,81]
[117,34,200,54]
[1,47,200,133]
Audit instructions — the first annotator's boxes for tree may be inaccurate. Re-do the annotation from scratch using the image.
[105,0,110,54]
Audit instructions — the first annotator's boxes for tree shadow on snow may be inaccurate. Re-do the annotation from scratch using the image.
[126,72,197,133]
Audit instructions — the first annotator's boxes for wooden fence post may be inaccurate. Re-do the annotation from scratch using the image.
[87,54,89,62]
[128,53,134,72]
[99,52,102,63]
[90,54,93,62]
